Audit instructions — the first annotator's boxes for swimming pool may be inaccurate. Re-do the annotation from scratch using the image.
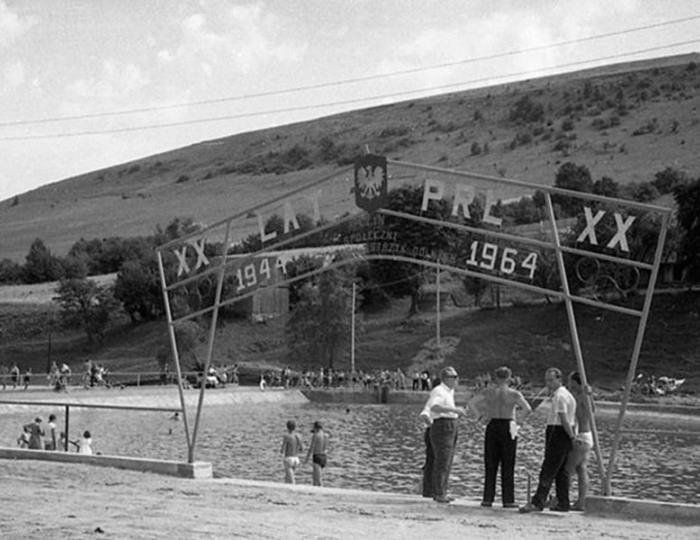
[1,400,699,504]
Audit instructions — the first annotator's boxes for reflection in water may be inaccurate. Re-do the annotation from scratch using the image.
[1,402,699,503]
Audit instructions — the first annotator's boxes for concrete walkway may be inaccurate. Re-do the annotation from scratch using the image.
[1,459,699,540]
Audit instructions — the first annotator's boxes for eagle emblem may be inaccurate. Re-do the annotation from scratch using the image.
[354,154,388,213]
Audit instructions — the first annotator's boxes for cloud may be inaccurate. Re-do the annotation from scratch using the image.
[158,3,307,77]
[3,60,25,88]
[0,0,36,48]
[66,59,149,100]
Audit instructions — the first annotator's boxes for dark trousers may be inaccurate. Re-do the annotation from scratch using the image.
[430,418,458,499]
[422,427,435,497]
[531,425,572,509]
[483,419,517,504]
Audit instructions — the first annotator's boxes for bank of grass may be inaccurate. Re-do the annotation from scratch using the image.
[2,289,699,397]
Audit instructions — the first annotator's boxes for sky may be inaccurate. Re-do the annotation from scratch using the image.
[1,0,700,202]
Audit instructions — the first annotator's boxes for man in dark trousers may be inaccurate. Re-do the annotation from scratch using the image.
[423,366,467,503]
[471,366,532,508]
[520,367,577,513]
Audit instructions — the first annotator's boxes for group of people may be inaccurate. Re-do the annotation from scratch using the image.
[0,363,33,390]
[17,414,93,455]
[280,419,330,486]
[420,365,594,512]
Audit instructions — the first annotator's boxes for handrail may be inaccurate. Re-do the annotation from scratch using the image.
[0,399,181,413]
[0,398,183,453]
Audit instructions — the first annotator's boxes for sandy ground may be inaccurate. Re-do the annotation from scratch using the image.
[1,460,698,540]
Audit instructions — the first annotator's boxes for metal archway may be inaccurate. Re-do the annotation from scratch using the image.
[156,155,670,496]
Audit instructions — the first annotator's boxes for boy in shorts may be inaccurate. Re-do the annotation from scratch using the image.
[305,421,329,486]
[281,420,304,484]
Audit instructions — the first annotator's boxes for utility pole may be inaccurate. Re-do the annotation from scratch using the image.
[351,282,356,375]
[436,261,441,352]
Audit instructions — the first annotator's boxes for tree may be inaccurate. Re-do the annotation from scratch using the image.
[592,176,620,198]
[286,269,360,369]
[113,258,164,323]
[653,167,689,195]
[23,238,65,283]
[552,162,594,217]
[462,276,489,307]
[673,178,700,282]
[368,185,458,316]
[53,278,119,344]
[508,95,545,124]
[284,254,325,305]
[0,258,23,284]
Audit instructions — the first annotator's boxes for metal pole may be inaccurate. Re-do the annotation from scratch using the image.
[46,311,52,376]
[436,260,441,352]
[605,211,670,495]
[544,193,607,487]
[190,222,233,463]
[157,250,193,455]
[64,405,69,452]
[351,282,356,375]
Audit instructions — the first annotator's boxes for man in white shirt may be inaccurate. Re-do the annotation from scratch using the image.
[520,367,576,513]
[421,366,467,503]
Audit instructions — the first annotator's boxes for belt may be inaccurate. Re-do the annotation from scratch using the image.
[433,417,458,422]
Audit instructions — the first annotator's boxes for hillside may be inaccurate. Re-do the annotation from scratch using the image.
[3,53,700,262]
[2,287,699,396]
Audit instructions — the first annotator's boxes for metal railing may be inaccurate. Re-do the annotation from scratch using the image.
[0,398,182,452]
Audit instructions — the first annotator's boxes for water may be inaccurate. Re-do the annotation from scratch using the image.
[2,402,700,504]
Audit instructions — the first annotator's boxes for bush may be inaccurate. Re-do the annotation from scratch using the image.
[508,95,545,124]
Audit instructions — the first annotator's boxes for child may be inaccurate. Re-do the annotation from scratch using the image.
[45,414,58,451]
[17,427,30,448]
[280,420,304,484]
[70,430,93,455]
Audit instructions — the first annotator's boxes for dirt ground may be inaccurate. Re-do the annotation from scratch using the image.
[1,460,698,540]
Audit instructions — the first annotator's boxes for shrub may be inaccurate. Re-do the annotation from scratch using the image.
[508,95,545,124]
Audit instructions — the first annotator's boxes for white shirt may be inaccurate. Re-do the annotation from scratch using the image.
[546,386,576,427]
[424,382,458,420]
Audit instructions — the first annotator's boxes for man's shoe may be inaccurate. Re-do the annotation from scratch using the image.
[550,505,569,512]
[434,497,452,504]
[519,503,543,513]
[503,503,519,509]
[570,505,584,512]
[480,501,493,507]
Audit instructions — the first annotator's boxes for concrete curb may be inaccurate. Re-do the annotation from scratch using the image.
[587,495,700,524]
[0,447,212,479]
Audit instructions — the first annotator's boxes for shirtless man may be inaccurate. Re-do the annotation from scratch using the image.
[305,421,329,486]
[566,371,595,511]
[280,420,304,484]
[471,366,532,508]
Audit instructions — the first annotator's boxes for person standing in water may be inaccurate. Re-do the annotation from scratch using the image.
[280,420,304,484]
[305,421,329,486]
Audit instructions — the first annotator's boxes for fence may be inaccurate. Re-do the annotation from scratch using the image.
[0,398,182,452]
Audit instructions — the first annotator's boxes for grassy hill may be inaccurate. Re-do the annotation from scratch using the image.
[3,53,700,398]
[3,53,700,262]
